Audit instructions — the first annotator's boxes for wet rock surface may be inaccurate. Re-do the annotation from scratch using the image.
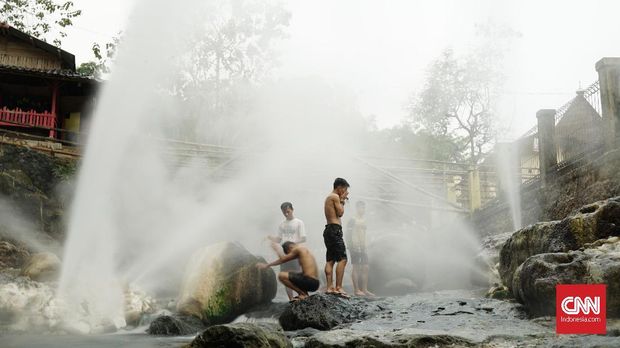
[147,314,205,336]
[499,196,620,288]
[279,290,620,348]
[512,236,620,317]
[279,293,373,331]
[187,322,291,348]
[471,231,512,287]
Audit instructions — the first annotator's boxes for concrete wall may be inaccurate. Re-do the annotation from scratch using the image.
[472,148,620,236]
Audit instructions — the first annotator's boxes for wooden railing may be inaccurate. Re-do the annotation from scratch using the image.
[0,107,56,129]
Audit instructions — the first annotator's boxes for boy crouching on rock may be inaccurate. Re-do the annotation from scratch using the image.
[257,242,319,302]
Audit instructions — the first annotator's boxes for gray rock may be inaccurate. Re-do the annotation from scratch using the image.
[367,233,425,295]
[512,237,620,317]
[21,252,60,282]
[303,328,475,347]
[147,314,205,336]
[499,197,620,288]
[176,242,277,325]
[471,232,512,287]
[0,240,30,269]
[187,322,291,348]
[279,293,368,331]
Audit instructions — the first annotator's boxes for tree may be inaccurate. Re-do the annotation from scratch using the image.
[174,0,291,144]
[364,123,462,163]
[0,0,81,47]
[408,22,518,166]
[77,35,121,78]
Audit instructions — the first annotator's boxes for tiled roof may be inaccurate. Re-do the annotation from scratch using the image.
[0,64,99,83]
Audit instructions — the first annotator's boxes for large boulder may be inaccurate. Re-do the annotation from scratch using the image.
[187,322,291,348]
[511,237,620,317]
[0,240,30,269]
[176,242,276,325]
[499,197,620,288]
[147,314,205,336]
[20,252,61,282]
[124,286,157,327]
[471,231,512,287]
[367,233,425,295]
[278,293,368,331]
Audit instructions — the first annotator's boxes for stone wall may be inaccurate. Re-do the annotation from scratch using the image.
[0,143,78,240]
[472,148,620,235]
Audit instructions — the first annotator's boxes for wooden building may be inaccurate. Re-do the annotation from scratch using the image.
[0,23,98,142]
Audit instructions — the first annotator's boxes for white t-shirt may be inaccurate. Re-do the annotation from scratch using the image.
[278,218,306,243]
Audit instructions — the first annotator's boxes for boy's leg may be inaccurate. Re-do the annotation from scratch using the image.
[351,263,359,294]
[278,272,306,298]
[335,259,348,293]
[324,261,335,292]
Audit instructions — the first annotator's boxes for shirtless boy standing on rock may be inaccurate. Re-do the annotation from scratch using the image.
[323,177,350,297]
[257,242,319,302]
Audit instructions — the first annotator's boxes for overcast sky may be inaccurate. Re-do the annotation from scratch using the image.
[61,0,620,139]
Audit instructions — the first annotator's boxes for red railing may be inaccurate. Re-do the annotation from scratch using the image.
[0,107,56,129]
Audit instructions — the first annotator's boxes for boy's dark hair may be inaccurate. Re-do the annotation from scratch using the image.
[280,202,293,211]
[282,241,295,254]
[333,177,350,189]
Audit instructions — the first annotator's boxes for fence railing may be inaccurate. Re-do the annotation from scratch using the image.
[0,107,56,129]
[520,81,601,138]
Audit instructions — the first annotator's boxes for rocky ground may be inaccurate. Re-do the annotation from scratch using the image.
[5,289,620,347]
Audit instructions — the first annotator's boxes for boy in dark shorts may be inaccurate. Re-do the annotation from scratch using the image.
[323,178,350,297]
[257,242,319,301]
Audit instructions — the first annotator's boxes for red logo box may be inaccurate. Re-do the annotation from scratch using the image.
[556,284,606,334]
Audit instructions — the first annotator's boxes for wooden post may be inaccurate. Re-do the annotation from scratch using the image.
[537,109,557,187]
[49,81,59,138]
[469,168,481,212]
[596,57,620,151]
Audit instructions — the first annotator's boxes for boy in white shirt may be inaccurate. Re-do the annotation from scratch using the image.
[266,202,307,300]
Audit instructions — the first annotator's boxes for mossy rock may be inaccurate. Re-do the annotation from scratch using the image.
[187,323,291,348]
[177,242,277,325]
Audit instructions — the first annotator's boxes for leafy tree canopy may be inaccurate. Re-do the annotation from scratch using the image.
[0,0,81,47]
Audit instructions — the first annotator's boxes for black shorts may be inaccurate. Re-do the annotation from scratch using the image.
[280,260,301,272]
[323,224,347,262]
[289,272,320,292]
[350,250,368,265]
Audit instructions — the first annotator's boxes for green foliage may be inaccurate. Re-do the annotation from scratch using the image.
[364,124,463,163]
[76,35,121,78]
[408,22,519,165]
[174,0,291,145]
[51,159,77,182]
[76,61,97,76]
[0,0,81,47]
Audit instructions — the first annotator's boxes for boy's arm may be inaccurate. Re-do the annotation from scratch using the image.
[257,249,298,268]
[297,220,307,243]
[333,195,345,217]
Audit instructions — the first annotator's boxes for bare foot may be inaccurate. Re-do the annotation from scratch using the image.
[326,287,336,294]
[335,287,350,298]
[289,296,301,303]
[363,290,376,297]
[354,290,365,296]
[298,293,309,300]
